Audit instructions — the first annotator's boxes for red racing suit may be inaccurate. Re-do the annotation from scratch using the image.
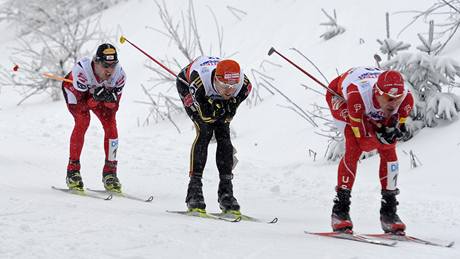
[325,67,414,191]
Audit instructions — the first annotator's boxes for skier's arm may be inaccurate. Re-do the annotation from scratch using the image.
[347,84,380,151]
[397,91,414,126]
[189,73,224,123]
[224,75,252,118]
[111,67,126,105]
[72,63,90,93]
[395,91,414,137]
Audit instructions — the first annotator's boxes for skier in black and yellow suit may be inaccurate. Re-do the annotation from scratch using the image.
[176,56,252,214]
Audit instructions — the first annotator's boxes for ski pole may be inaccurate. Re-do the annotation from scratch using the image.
[267,47,344,101]
[12,64,73,83]
[119,35,189,86]
[42,72,72,83]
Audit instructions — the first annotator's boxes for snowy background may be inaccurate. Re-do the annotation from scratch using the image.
[1,0,460,258]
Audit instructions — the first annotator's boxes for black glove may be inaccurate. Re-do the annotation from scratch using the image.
[397,123,411,141]
[200,98,225,120]
[376,126,402,145]
[211,99,226,119]
[93,86,117,103]
[225,98,239,118]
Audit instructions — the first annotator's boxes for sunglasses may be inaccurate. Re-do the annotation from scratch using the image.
[214,78,238,96]
[375,83,404,99]
[100,61,118,69]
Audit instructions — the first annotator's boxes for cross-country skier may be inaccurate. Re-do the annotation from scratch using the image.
[61,43,126,192]
[325,67,414,234]
[176,56,252,215]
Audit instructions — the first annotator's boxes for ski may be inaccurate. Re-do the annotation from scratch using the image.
[305,231,397,247]
[166,210,241,222]
[209,212,278,224]
[364,233,454,248]
[51,186,112,200]
[86,188,154,203]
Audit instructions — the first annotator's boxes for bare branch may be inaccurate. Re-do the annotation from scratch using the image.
[261,77,318,127]
[290,47,329,84]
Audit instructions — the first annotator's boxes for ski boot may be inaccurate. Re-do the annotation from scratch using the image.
[102,173,122,193]
[102,160,121,193]
[66,159,84,191]
[185,175,206,213]
[380,189,406,234]
[217,176,240,216]
[331,187,353,233]
[66,170,84,191]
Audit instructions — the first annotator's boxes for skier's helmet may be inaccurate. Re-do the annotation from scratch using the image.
[374,70,405,98]
[214,59,241,98]
[95,43,118,66]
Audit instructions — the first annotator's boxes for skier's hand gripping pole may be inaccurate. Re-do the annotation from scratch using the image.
[119,35,189,86]
[267,47,344,101]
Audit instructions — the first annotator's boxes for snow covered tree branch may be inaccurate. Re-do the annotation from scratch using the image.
[377,13,411,61]
[319,9,345,40]
[382,19,460,129]
[397,0,460,55]
[0,0,108,105]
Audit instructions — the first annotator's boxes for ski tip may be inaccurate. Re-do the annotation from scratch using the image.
[447,241,455,248]
[233,216,242,223]
[145,196,154,202]
[105,194,113,200]
[269,217,278,224]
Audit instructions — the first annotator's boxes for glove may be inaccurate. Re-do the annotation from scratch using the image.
[210,99,226,119]
[93,86,117,103]
[397,123,411,141]
[199,98,225,121]
[225,98,238,118]
[376,126,402,145]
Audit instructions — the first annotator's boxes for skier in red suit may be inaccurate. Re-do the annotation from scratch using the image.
[325,67,414,234]
[61,43,126,192]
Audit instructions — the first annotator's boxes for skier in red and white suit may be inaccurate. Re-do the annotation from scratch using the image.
[325,67,414,234]
[61,43,126,192]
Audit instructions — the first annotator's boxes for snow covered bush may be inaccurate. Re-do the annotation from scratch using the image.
[0,0,126,35]
[425,91,460,126]
[377,38,411,60]
[383,20,460,129]
[0,0,110,104]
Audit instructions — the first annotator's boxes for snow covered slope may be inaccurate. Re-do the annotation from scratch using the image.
[1,0,459,258]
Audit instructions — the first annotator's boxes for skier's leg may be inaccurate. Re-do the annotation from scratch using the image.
[332,125,362,232]
[378,146,405,233]
[65,95,90,164]
[62,82,90,190]
[185,120,214,210]
[378,145,398,191]
[91,106,119,166]
[214,121,240,212]
[189,121,214,177]
[337,126,362,190]
[92,106,121,192]
[214,121,233,177]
